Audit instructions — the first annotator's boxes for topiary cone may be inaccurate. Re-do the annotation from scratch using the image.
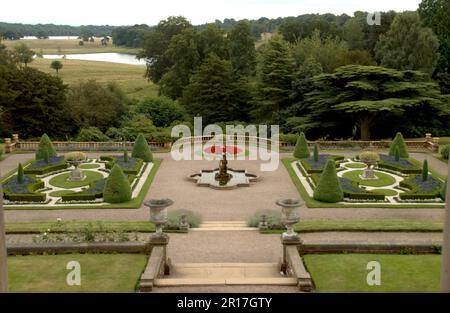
[17,163,24,184]
[313,159,344,203]
[389,132,409,158]
[422,160,429,182]
[294,132,310,159]
[103,164,132,203]
[132,134,153,162]
[35,133,57,161]
[313,144,319,162]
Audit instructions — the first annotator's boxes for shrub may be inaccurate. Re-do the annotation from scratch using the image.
[294,132,310,159]
[65,151,87,162]
[132,133,153,162]
[441,145,449,160]
[124,150,129,163]
[388,132,409,158]
[3,176,46,202]
[313,159,344,203]
[24,157,68,175]
[167,209,202,229]
[247,210,282,228]
[299,155,344,173]
[35,133,57,161]
[17,163,24,183]
[103,165,132,203]
[279,133,298,145]
[136,96,186,127]
[359,151,379,164]
[399,174,442,200]
[313,144,319,162]
[102,155,143,175]
[422,160,428,182]
[76,127,110,142]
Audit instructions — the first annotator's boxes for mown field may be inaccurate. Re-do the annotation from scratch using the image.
[3,38,139,54]
[30,58,159,100]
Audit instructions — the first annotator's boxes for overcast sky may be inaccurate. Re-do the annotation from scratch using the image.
[0,0,422,26]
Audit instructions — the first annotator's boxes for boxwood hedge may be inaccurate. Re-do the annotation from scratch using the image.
[3,176,46,202]
[399,174,443,200]
[101,155,144,175]
[24,156,68,175]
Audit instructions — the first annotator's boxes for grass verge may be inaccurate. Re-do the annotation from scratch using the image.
[304,254,440,292]
[8,253,147,292]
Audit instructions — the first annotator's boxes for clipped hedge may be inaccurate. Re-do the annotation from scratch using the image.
[300,155,345,174]
[294,132,310,159]
[24,157,68,175]
[399,175,442,200]
[377,155,421,174]
[132,134,153,162]
[101,156,144,175]
[3,177,46,202]
[61,179,105,202]
[35,133,57,160]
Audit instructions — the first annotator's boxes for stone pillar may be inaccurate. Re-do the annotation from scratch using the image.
[0,173,8,293]
[3,139,11,154]
[12,134,19,143]
[425,133,432,141]
[441,157,450,292]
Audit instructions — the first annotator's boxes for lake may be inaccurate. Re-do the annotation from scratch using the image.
[42,53,146,66]
[23,36,80,40]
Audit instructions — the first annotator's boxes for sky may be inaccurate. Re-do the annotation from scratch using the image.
[0,0,422,26]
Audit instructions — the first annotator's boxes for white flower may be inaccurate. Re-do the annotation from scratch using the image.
[43,232,47,236]
[57,218,62,222]
[47,229,51,232]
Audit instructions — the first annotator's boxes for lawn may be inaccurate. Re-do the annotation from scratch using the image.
[341,170,396,187]
[303,254,441,292]
[8,254,147,292]
[29,58,159,100]
[3,38,139,55]
[49,170,104,188]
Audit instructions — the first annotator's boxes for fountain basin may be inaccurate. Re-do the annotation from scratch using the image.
[188,168,260,189]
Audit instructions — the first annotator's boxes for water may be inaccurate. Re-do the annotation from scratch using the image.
[41,53,146,66]
[23,36,80,40]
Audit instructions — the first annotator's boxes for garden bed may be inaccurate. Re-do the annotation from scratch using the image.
[399,175,443,200]
[299,155,345,174]
[3,175,46,202]
[377,155,422,174]
[101,155,144,175]
[23,156,68,175]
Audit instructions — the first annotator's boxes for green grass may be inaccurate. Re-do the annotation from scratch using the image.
[282,158,444,208]
[344,163,367,169]
[370,189,398,196]
[3,38,139,55]
[79,164,101,169]
[8,254,147,292]
[29,58,159,101]
[304,254,440,292]
[4,159,162,210]
[342,170,396,187]
[48,170,104,188]
[48,190,76,197]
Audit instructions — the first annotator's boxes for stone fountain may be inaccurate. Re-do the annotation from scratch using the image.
[144,198,173,241]
[359,151,380,180]
[188,153,259,189]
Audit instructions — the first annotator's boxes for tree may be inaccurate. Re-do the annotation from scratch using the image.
[17,163,24,183]
[419,0,450,76]
[66,80,128,132]
[395,147,400,161]
[76,127,109,141]
[132,133,153,162]
[422,159,429,181]
[1,67,74,138]
[12,43,35,67]
[301,65,447,140]
[50,60,63,74]
[103,164,132,203]
[0,179,7,292]
[136,96,185,127]
[313,159,344,203]
[181,54,249,124]
[141,16,193,83]
[229,21,256,76]
[123,150,129,163]
[375,12,439,75]
[293,132,310,159]
[121,115,158,140]
[389,132,409,158]
[253,36,295,123]
[35,134,57,160]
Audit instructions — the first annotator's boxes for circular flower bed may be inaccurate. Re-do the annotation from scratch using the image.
[204,145,242,155]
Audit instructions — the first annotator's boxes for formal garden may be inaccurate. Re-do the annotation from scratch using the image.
[285,132,447,208]
[1,134,160,209]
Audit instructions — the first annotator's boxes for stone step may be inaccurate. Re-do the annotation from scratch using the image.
[193,221,255,231]
[154,262,294,287]
[154,277,297,287]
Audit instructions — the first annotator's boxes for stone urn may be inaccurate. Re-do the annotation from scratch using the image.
[276,198,303,241]
[144,199,173,239]
[359,151,380,180]
[64,152,87,182]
